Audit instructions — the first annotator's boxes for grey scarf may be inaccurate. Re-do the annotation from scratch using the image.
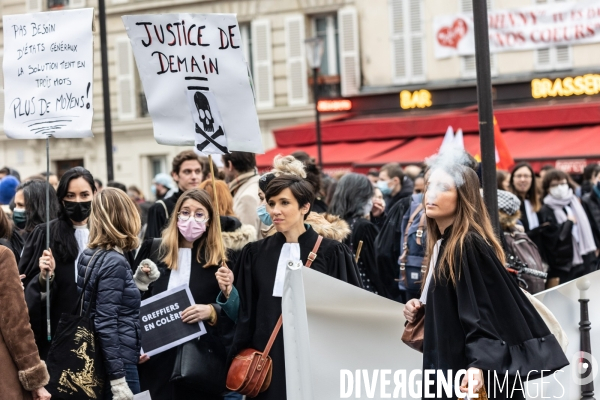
[544,191,596,265]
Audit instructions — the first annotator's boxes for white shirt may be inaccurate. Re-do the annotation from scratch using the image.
[273,243,301,297]
[74,225,89,282]
[419,240,442,304]
[168,248,192,290]
[524,200,540,230]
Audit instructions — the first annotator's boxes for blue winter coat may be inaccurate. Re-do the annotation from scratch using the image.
[77,248,141,380]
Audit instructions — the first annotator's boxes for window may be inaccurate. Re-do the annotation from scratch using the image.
[150,156,167,178]
[115,36,137,120]
[390,0,426,84]
[240,24,253,77]
[310,8,361,97]
[56,159,84,178]
[460,0,496,79]
[534,0,572,71]
[47,0,85,9]
[251,19,274,109]
[312,15,340,76]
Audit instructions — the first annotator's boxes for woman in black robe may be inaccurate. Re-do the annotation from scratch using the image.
[229,175,361,400]
[328,173,391,298]
[404,163,568,399]
[18,167,98,360]
[135,189,236,400]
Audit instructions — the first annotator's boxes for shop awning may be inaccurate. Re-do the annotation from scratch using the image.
[353,125,600,170]
[255,140,405,170]
[272,101,600,147]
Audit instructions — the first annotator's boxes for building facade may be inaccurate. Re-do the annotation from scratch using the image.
[1,0,599,190]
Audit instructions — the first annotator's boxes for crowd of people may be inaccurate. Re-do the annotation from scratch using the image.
[0,150,594,399]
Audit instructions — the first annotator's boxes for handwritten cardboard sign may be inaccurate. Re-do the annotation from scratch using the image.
[434,0,600,59]
[122,13,264,154]
[2,9,94,139]
[139,285,206,357]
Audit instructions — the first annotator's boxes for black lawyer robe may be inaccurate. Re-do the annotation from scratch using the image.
[19,221,135,360]
[138,240,235,400]
[229,225,362,400]
[344,217,391,298]
[423,230,569,399]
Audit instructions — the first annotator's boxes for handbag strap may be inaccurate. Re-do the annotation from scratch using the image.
[260,235,323,365]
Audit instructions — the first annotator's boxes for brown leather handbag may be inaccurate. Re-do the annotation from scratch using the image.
[401,306,424,352]
[226,235,324,397]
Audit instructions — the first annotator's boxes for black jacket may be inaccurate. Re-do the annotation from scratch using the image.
[144,190,183,239]
[77,248,141,380]
[374,196,411,301]
[534,205,574,273]
[423,230,568,398]
[582,191,600,248]
[384,177,414,212]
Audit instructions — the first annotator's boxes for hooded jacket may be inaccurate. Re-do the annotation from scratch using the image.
[77,248,141,380]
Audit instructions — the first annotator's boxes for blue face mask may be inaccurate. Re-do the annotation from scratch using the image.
[257,204,273,226]
[377,180,392,196]
[150,185,157,196]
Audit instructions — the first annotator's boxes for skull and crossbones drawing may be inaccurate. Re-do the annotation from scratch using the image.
[193,91,229,154]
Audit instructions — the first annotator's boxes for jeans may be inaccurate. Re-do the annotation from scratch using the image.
[104,364,141,399]
[224,392,243,400]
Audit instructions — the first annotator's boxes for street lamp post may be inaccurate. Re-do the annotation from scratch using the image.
[305,37,325,171]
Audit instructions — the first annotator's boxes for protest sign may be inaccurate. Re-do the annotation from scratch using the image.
[434,0,600,59]
[282,266,600,399]
[140,285,206,357]
[122,14,263,153]
[2,9,94,139]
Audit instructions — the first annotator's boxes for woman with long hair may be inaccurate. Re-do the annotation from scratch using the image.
[328,173,391,298]
[403,163,568,399]
[77,188,142,399]
[136,189,235,400]
[13,180,59,243]
[229,175,361,400]
[509,162,541,232]
[19,166,98,359]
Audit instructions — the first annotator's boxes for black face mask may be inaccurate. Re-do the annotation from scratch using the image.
[63,200,92,223]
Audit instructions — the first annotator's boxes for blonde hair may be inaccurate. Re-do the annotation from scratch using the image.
[272,155,306,178]
[160,189,226,270]
[88,187,141,252]
[199,180,235,217]
[424,166,504,287]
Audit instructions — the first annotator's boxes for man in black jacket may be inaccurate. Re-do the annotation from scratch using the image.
[378,163,413,212]
[144,151,203,239]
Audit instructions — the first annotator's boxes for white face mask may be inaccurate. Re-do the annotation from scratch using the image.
[363,199,373,216]
[550,183,571,200]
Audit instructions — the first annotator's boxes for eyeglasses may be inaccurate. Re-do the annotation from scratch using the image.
[177,210,209,223]
[513,174,532,180]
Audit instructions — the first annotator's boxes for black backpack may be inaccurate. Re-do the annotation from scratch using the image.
[398,194,427,293]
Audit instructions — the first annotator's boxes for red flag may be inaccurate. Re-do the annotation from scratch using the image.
[494,117,514,171]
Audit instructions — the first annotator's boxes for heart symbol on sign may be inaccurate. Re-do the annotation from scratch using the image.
[437,19,468,49]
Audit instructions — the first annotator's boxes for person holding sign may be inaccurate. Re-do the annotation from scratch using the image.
[77,188,143,399]
[136,189,235,400]
[229,175,362,400]
[19,167,97,360]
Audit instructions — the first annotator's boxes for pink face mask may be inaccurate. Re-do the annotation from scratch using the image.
[177,218,207,242]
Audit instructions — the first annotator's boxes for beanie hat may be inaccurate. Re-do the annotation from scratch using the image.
[0,176,20,205]
[153,173,174,189]
[497,189,521,216]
